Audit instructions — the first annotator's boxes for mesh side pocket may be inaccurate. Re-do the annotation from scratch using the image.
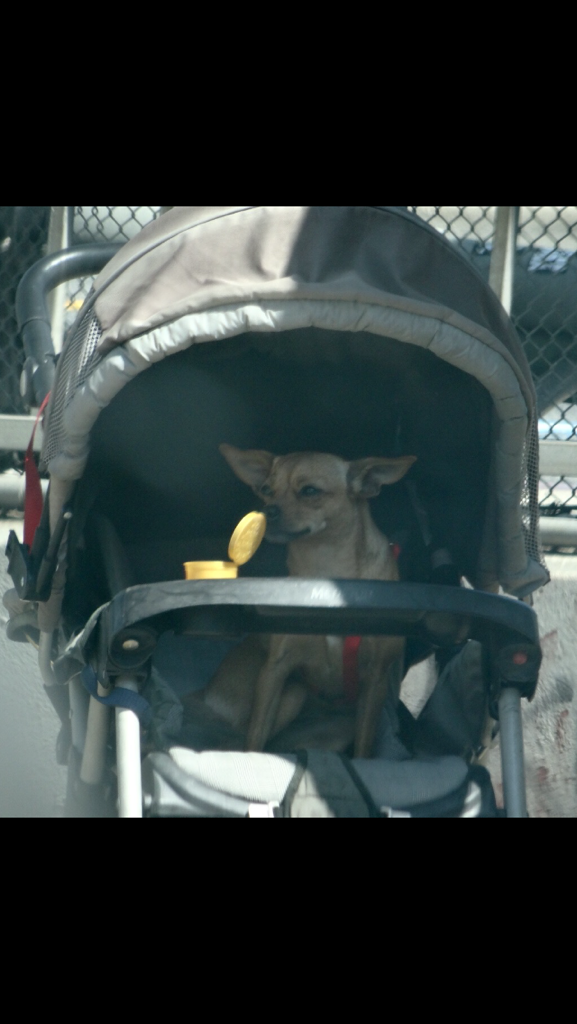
[41,303,102,470]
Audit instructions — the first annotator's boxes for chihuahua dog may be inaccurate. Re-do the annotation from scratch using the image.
[199,443,417,758]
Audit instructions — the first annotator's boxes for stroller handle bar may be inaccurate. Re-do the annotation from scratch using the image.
[16,243,122,407]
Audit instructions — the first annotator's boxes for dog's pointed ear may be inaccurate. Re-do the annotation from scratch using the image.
[219,443,276,490]
[348,456,417,498]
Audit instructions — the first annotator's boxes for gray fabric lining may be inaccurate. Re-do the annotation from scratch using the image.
[353,755,468,809]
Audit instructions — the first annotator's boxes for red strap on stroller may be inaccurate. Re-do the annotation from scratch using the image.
[24,393,51,549]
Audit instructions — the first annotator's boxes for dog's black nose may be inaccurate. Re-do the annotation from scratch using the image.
[266,505,281,521]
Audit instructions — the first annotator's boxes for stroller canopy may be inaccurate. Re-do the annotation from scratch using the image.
[41,206,547,601]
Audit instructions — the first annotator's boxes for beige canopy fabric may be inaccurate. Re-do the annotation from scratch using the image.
[41,206,547,599]
[84,207,535,394]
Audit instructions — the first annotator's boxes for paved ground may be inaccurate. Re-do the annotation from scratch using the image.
[1,513,575,817]
[0,519,66,816]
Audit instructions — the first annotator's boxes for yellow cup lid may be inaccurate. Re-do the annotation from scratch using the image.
[228,511,266,565]
[184,560,237,579]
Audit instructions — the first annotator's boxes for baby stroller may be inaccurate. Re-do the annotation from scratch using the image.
[4,206,547,817]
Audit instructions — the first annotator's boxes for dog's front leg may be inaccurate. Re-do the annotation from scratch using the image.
[246,635,304,752]
[354,638,405,758]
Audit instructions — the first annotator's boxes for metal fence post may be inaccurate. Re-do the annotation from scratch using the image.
[489,206,519,314]
[46,207,71,355]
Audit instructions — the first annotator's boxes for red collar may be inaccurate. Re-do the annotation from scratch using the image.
[342,636,362,702]
[342,543,400,702]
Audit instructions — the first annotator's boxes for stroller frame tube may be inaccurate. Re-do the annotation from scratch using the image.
[69,674,88,754]
[80,683,111,785]
[498,687,527,818]
[115,677,143,818]
[15,243,123,407]
[38,630,58,686]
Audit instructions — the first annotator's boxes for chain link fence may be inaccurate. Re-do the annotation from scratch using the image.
[0,208,51,416]
[0,207,163,417]
[409,208,577,541]
[63,207,163,336]
[1,206,576,535]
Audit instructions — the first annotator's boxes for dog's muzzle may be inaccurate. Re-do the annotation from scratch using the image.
[264,506,311,543]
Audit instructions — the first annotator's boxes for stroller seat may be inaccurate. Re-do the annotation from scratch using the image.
[137,619,499,817]
[141,747,497,818]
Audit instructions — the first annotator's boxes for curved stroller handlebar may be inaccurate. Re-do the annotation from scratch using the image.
[16,243,123,406]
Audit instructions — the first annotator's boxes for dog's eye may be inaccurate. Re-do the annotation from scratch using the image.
[299,485,321,498]
[260,485,273,497]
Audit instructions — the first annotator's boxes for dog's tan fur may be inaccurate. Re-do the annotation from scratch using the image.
[201,444,416,758]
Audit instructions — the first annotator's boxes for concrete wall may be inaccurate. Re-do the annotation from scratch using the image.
[401,553,577,817]
[485,556,577,817]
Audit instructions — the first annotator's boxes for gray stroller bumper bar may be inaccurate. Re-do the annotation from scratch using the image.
[56,578,541,698]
